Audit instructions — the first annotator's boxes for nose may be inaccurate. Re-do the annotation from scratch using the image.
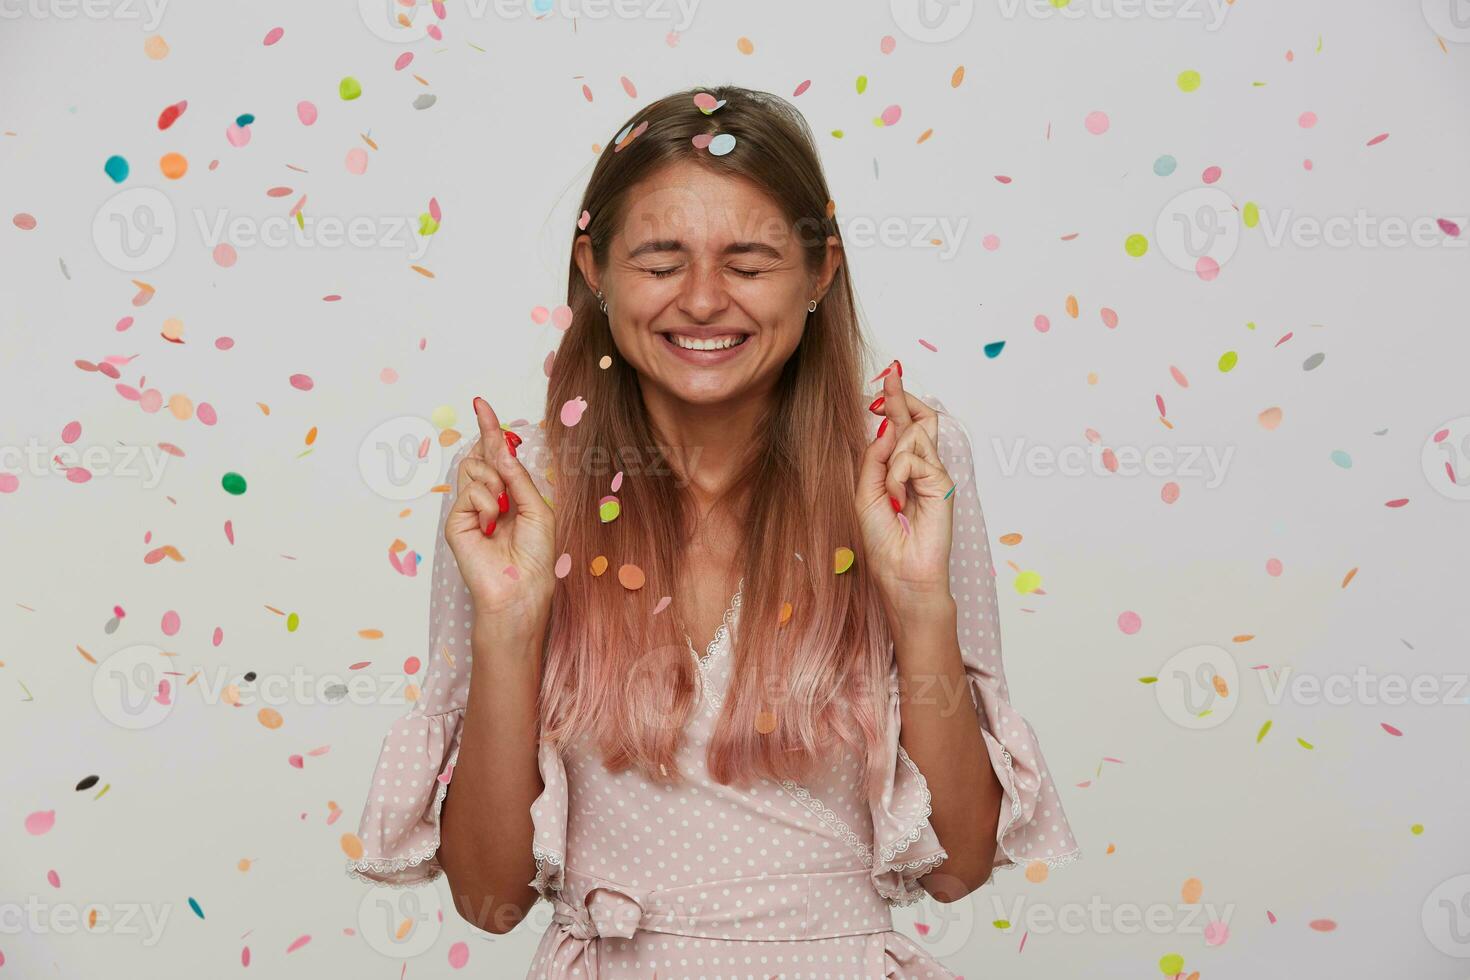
[674,262,733,322]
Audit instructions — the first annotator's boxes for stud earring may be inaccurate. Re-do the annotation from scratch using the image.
[807,299,818,313]
[597,289,608,314]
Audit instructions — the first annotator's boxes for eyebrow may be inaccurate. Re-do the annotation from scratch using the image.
[626,239,785,261]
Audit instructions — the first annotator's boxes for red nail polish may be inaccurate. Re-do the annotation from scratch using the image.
[497,490,509,514]
[889,496,901,512]
[504,430,522,457]
[894,360,902,378]
[877,418,889,439]
[473,396,486,412]
[482,518,496,536]
[868,395,885,414]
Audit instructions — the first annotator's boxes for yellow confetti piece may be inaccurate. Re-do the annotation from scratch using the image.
[1014,569,1041,594]
[834,546,855,574]
[1412,824,1424,835]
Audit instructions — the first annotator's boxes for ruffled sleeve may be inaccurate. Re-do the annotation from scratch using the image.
[348,419,559,889]
[868,396,1079,904]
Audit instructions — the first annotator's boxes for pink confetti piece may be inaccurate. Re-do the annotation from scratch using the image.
[793,79,811,97]
[1084,110,1109,135]
[161,610,180,636]
[1381,722,1403,736]
[880,104,902,126]
[61,421,81,444]
[577,210,590,230]
[46,870,60,888]
[994,175,1012,184]
[1100,307,1118,329]
[551,305,573,331]
[1267,910,1277,924]
[1034,314,1051,333]
[581,84,593,102]
[691,132,713,150]
[224,520,235,544]
[1437,218,1461,237]
[1266,558,1283,576]
[1117,610,1142,634]
[289,373,314,391]
[297,101,318,125]
[12,213,37,230]
[1204,920,1230,945]
[1196,256,1221,281]
[116,316,134,331]
[288,754,304,768]
[1202,165,1221,183]
[621,76,637,98]
[0,474,18,493]
[1155,394,1167,418]
[897,512,911,536]
[982,234,1000,250]
[404,656,422,675]
[394,52,414,71]
[1384,498,1409,508]
[429,197,442,222]
[25,810,56,835]
[448,941,470,969]
[263,26,283,45]
[1366,132,1389,146]
[919,339,937,352]
[213,243,237,268]
[1299,110,1318,128]
[242,947,250,967]
[213,627,224,646]
[345,147,369,175]
[1309,919,1337,932]
[285,935,311,953]
[652,596,671,615]
[560,396,588,426]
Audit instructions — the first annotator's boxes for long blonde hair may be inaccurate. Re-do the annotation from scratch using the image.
[538,84,896,802]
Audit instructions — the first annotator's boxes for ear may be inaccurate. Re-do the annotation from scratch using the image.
[813,234,844,301]
[572,234,600,296]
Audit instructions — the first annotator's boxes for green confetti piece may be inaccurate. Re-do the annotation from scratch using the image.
[993,919,1011,928]
[1177,70,1201,92]
[1256,719,1272,743]
[1138,676,1159,684]
[1218,351,1238,372]
[1159,953,1184,975]
[1297,737,1314,749]
[339,76,362,101]
[1242,202,1259,228]
[221,472,247,495]
[286,612,300,632]
[1125,233,1149,257]
[856,75,867,94]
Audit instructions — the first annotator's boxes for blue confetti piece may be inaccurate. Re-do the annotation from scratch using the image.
[235,113,255,127]
[1153,154,1177,177]
[103,155,129,183]
[983,340,1006,359]
[188,897,204,919]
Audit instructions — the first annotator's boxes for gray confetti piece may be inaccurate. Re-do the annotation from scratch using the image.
[1302,352,1325,371]
[413,94,437,110]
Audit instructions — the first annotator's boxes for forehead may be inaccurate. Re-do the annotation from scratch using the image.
[613,160,793,250]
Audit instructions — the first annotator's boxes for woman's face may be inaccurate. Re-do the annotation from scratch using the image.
[575,159,840,405]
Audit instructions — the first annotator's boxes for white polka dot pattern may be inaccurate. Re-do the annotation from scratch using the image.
[346,403,1079,976]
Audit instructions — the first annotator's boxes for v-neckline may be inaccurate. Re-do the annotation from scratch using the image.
[685,576,744,666]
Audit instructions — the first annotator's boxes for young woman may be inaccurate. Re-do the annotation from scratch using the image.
[348,85,1077,979]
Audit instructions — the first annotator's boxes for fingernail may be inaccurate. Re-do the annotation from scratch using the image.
[473,396,486,412]
[497,490,509,514]
[894,359,902,378]
[876,418,889,439]
[482,518,496,536]
[868,395,885,414]
[889,496,901,512]
[504,430,522,458]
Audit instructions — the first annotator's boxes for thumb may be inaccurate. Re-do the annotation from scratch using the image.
[493,434,551,522]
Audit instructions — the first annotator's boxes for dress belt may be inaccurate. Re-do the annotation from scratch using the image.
[542,866,893,978]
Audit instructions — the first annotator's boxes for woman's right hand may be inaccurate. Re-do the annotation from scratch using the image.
[444,396,557,625]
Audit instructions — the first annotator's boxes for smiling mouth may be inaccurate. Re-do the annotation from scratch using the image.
[659,333,750,351]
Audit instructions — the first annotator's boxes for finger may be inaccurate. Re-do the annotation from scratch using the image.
[889,423,943,510]
[884,450,953,513]
[458,455,503,499]
[463,481,501,535]
[471,396,503,462]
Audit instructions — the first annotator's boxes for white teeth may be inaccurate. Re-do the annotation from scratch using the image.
[668,334,747,351]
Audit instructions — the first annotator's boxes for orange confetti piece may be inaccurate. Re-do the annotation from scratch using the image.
[77,645,98,665]
[257,707,284,729]
[1341,567,1358,588]
[357,629,383,639]
[1232,634,1255,643]
[736,36,754,54]
[409,265,435,278]
[999,533,1023,546]
[305,426,317,446]
[951,66,965,87]
[340,833,364,860]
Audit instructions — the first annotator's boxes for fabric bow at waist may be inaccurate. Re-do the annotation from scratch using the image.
[540,867,893,978]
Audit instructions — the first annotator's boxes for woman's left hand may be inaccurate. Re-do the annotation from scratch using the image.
[855,362,957,621]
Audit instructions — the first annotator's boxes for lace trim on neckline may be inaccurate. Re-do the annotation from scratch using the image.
[685,576,743,674]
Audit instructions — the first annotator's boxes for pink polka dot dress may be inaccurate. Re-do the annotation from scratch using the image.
[348,396,1079,978]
